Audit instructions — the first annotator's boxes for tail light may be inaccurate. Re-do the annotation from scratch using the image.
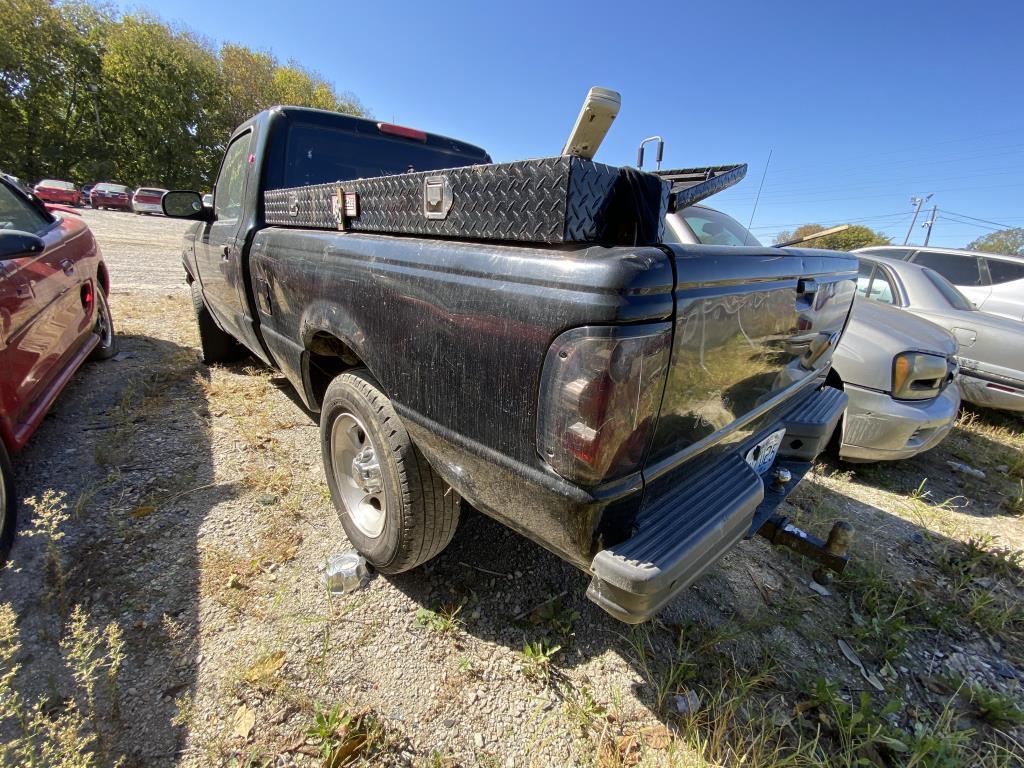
[537,323,672,486]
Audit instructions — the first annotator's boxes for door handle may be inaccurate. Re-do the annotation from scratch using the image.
[221,246,231,261]
[16,283,30,298]
[60,258,75,276]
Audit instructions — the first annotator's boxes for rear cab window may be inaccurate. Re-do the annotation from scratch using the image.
[264,114,490,190]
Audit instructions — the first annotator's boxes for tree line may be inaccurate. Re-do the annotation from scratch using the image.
[1,0,365,190]
[772,223,1024,255]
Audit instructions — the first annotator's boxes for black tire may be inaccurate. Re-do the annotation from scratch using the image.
[89,283,117,360]
[0,441,15,565]
[190,280,240,364]
[320,369,459,574]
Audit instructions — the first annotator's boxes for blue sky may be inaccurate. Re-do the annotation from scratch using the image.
[122,0,1022,247]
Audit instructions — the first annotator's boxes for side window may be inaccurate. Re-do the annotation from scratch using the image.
[911,250,983,286]
[0,183,49,234]
[868,269,897,305]
[214,133,252,222]
[856,261,874,297]
[986,258,1024,285]
[866,247,913,260]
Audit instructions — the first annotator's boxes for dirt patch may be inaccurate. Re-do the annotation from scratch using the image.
[1,212,1022,767]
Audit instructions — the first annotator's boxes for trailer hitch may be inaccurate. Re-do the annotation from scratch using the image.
[756,516,853,583]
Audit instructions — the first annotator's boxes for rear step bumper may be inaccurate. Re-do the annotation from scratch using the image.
[586,385,847,623]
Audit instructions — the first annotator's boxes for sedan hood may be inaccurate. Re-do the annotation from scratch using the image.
[833,298,956,391]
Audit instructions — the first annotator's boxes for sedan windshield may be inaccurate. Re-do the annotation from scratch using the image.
[923,268,975,311]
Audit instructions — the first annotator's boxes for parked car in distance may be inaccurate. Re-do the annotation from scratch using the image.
[857,245,1024,322]
[0,176,117,562]
[80,183,95,203]
[857,253,1024,412]
[90,183,132,211]
[830,299,958,461]
[664,207,960,462]
[34,179,81,207]
[132,187,168,215]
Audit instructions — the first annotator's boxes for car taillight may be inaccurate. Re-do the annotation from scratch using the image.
[537,323,672,486]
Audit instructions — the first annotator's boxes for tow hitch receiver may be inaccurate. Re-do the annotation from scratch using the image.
[757,516,853,581]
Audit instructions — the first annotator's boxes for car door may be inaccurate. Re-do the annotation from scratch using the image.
[978,257,1024,320]
[0,184,83,445]
[194,130,253,343]
[910,249,990,309]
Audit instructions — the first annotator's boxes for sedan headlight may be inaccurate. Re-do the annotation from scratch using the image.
[892,352,954,401]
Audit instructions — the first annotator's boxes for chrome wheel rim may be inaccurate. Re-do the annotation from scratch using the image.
[330,412,386,538]
[95,290,113,349]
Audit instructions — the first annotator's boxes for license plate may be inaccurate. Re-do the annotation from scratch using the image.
[745,429,786,475]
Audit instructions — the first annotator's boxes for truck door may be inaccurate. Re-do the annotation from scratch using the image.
[195,130,253,342]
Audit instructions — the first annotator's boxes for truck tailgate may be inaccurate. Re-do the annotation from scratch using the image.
[646,244,857,475]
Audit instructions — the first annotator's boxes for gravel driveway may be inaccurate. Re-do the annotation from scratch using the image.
[1,210,1021,767]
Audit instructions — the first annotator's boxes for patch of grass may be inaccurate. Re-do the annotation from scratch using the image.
[1004,480,1024,516]
[303,703,386,765]
[414,603,464,635]
[21,489,70,598]
[625,624,702,712]
[0,602,126,766]
[839,558,919,662]
[964,682,1024,728]
[520,640,560,685]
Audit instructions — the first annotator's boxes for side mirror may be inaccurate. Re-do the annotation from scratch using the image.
[162,190,211,220]
[0,230,46,261]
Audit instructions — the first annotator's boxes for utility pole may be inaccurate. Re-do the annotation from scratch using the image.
[922,205,938,246]
[904,193,932,245]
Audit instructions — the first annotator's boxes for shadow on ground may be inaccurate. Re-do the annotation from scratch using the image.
[0,331,228,767]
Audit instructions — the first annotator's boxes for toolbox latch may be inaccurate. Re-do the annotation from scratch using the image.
[423,175,453,220]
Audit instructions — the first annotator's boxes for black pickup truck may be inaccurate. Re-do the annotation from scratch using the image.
[164,106,857,623]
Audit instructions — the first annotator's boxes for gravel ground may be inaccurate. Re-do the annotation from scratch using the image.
[2,210,1022,767]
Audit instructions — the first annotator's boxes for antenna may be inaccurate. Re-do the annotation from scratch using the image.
[561,87,621,159]
[744,149,772,246]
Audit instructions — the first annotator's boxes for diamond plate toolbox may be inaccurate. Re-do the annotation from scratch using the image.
[263,156,669,245]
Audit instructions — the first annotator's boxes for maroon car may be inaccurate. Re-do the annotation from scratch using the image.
[34,179,81,207]
[90,182,132,211]
[0,177,116,561]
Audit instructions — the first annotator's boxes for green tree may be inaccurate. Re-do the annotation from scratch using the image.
[966,228,1024,256]
[774,223,889,251]
[0,0,111,182]
[1,2,366,188]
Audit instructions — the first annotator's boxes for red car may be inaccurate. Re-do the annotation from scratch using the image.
[90,182,132,211]
[34,179,81,207]
[0,177,116,561]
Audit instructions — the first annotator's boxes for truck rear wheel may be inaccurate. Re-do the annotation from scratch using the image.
[320,369,459,574]
[190,280,240,364]
[0,441,15,565]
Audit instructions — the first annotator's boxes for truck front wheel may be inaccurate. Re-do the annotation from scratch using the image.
[320,370,459,574]
[190,280,240,364]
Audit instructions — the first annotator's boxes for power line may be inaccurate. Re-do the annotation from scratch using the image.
[936,215,1003,231]
[938,209,1014,229]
